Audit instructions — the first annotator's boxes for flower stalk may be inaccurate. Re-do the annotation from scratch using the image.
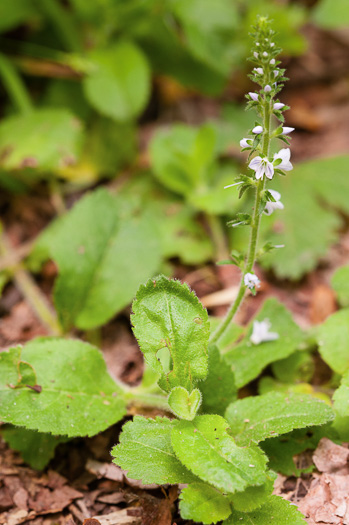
[210,17,293,345]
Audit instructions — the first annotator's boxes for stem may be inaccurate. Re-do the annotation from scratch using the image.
[210,98,271,345]
[0,233,63,336]
[206,213,228,260]
[0,53,33,114]
[125,391,169,411]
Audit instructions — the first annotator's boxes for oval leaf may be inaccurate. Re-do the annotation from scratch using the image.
[179,483,231,524]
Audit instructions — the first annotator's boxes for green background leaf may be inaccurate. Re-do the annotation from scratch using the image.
[331,265,349,308]
[223,495,306,524]
[317,309,349,375]
[179,482,231,524]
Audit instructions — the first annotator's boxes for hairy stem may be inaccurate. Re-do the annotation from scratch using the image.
[210,99,271,345]
[125,391,169,412]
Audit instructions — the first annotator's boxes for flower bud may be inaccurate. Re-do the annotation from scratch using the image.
[254,67,263,75]
[240,138,253,148]
[281,127,295,135]
[270,58,276,65]
[252,126,263,134]
[248,92,259,101]
[264,85,272,92]
[273,102,285,110]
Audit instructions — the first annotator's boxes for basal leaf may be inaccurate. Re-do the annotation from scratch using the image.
[229,471,276,512]
[0,338,126,437]
[171,415,267,494]
[33,188,161,330]
[131,276,209,392]
[331,265,349,308]
[0,109,83,173]
[317,309,349,375]
[221,298,303,388]
[199,344,237,416]
[83,41,150,121]
[111,416,197,485]
[1,426,69,470]
[223,495,306,524]
[225,392,334,446]
[179,482,232,524]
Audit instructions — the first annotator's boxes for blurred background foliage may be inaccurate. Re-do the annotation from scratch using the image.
[1,0,349,294]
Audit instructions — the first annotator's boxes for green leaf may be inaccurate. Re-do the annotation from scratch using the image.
[0,0,37,33]
[221,298,303,388]
[171,415,267,494]
[33,188,161,330]
[331,265,349,308]
[313,0,349,29]
[168,387,202,421]
[1,426,69,470]
[261,156,349,279]
[223,495,306,524]
[179,483,231,524]
[83,41,150,121]
[225,392,334,446]
[333,370,349,440]
[0,338,126,437]
[0,109,83,173]
[111,416,197,485]
[272,351,314,384]
[317,309,349,375]
[199,344,237,416]
[229,471,276,512]
[131,275,209,392]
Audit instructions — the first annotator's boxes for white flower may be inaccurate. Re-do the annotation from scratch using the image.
[254,67,263,75]
[263,51,268,57]
[264,190,284,215]
[282,127,295,135]
[270,58,276,65]
[273,148,293,171]
[249,92,259,101]
[252,125,263,134]
[249,156,274,180]
[240,138,253,148]
[244,273,260,290]
[253,51,258,58]
[273,70,279,77]
[256,42,260,46]
[264,85,271,92]
[270,43,275,47]
[250,319,279,345]
[273,102,285,110]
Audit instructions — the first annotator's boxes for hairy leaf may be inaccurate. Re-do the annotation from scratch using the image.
[171,415,267,494]
[111,416,197,485]
[34,188,161,330]
[331,265,349,308]
[229,471,276,512]
[83,41,150,121]
[199,344,237,416]
[225,392,334,446]
[1,426,69,470]
[221,298,303,388]
[168,387,202,421]
[179,483,231,524]
[0,338,126,437]
[0,109,83,173]
[317,309,349,374]
[132,276,209,392]
[223,495,306,524]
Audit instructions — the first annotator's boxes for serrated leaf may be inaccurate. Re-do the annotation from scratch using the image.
[171,415,267,494]
[1,426,69,470]
[229,471,276,512]
[131,276,209,392]
[83,41,150,121]
[168,387,202,421]
[223,495,306,524]
[317,309,349,375]
[111,416,197,485]
[179,483,231,524]
[225,392,334,447]
[199,344,237,416]
[331,265,349,308]
[221,298,303,388]
[33,188,161,330]
[0,109,83,173]
[0,338,126,437]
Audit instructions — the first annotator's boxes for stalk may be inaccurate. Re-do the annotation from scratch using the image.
[0,53,33,114]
